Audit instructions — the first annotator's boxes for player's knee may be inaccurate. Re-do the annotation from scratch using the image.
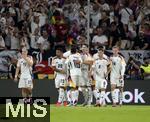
[101,88,105,91]
[111,85,116,91]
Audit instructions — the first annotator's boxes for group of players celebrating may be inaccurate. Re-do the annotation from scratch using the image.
[52,45,126,107]
[14,44,126,107]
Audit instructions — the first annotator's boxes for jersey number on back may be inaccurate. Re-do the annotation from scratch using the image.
[73,60,80,68]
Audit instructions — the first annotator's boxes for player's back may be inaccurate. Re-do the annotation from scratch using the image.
[68,53,82,76]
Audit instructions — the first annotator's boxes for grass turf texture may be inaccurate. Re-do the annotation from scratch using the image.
[50,105,150,122]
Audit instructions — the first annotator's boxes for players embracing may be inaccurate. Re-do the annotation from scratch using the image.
[53,45,126,107]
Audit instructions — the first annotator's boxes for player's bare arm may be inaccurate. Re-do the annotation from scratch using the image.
[83,59,93,65]
[24,56,33,66]
[14,66,20,81]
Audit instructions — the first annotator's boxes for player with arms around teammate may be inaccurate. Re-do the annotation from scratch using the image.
[80,44,93,106]
[14,47,33,103]
[92,47,110,107]
[110,46,126,107]
[67,46,82,106]
[51,48,68,106]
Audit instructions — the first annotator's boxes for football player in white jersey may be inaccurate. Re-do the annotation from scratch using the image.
[110,46,126,107]
[80,44,93,106]
[51,48,68,106]
[92,47,110,107]
[66,46,82,106]
[14,47,33,104]
[91,46,108,105]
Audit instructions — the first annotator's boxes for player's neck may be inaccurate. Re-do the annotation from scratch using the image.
[99,56,103,59]
[57,56,62,59]
[113,54,119,57]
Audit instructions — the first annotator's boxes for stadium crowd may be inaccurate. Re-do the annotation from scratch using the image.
[0,0,150,79]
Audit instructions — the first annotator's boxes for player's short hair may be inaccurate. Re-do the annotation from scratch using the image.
[56,48,63,52]
[71,45,77,54]
[81,44,89,49]
[112,45,119,49]
[98,46,104,51]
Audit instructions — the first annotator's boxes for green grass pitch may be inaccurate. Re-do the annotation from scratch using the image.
[1,104,150,122]
[50,105,150,122]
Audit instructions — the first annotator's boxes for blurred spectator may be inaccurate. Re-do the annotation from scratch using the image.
[8,56,17,79]
[37,30,51,51]
[0,0,149,80]
[92,27,108,50]
[126,56,141,79]
[140,57,150,79]
[0,30,5,51]
[109,22,121,49]
[30,27,40,51]
[10,27,20,50]
[134,31,149,50]
[119,1,133,25]
[99,11,110,27]
[91,3,101,27]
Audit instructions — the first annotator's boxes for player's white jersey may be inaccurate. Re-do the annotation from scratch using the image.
[17,56,33,79]
[52,57,66,79]
[110,55,126,78]
[63,50,71,58]
[92,58,109,80]
[67,53,82,76]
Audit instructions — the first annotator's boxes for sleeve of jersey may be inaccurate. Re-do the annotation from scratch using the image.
[51,58,56,67]
[121,58,126,76]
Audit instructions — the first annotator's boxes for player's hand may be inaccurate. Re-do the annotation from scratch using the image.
[119,75,123,80]
[22,54,27,59]
[14,77,18,82]
[74,60,80,64]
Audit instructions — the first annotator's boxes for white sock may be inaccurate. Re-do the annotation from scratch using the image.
[119,91,123,105]
[93,89,100,104]
[100,91,105,105]
[67,90,72,103]
[71,90,76,103]
[87,87,92,104]
[75,90,79,102]
[58,88,64,103]
[111,90,116,104]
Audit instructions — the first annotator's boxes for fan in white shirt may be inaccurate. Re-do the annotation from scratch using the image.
[0,32,5,50]
[119,6,133,25]
[92,27,108,49]
[37,30,50,51]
